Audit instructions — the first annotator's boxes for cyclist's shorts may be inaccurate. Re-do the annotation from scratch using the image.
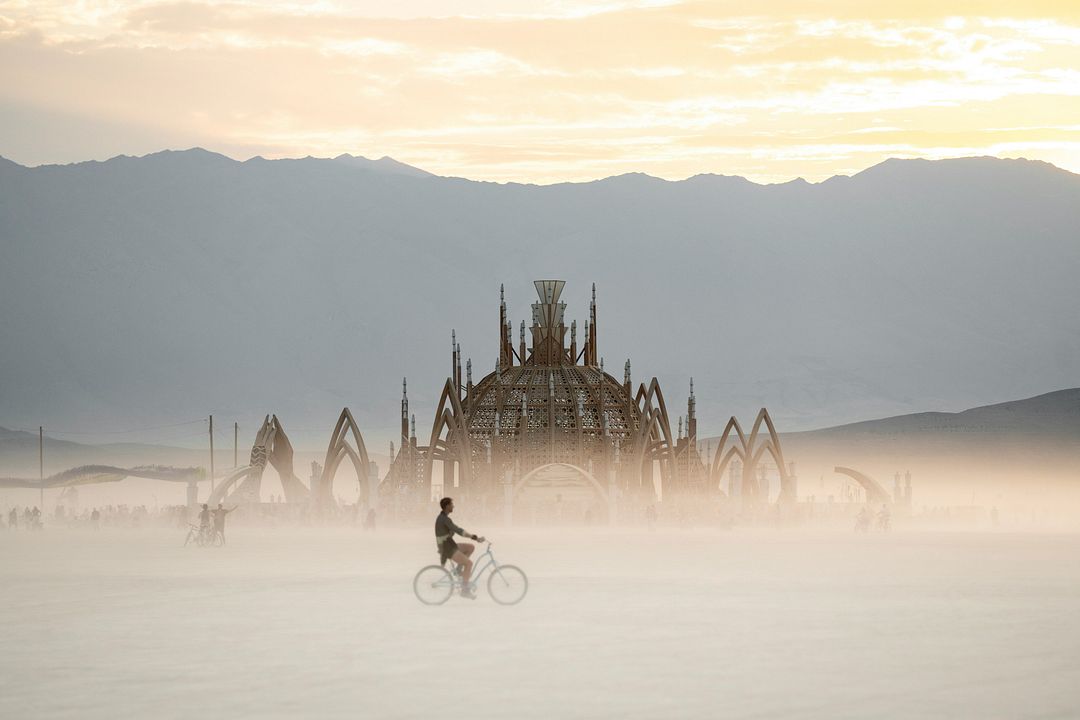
[439,539,459,565]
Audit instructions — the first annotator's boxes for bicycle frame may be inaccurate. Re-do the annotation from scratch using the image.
[448,544,502,589]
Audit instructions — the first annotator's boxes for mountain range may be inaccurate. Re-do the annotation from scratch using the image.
[1,150,1079,446]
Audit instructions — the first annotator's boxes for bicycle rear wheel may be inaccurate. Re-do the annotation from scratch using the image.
[414,565,455,605]
[487,565,528,605]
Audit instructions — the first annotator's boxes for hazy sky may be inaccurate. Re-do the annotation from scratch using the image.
[2,0,1079,182]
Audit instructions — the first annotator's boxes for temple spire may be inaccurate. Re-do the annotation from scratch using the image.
[400,377,409,449]
[687,377,697,442]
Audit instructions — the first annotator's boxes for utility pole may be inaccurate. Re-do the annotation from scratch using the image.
[209,415,215,495]
[234,422,238,467]
[39,426,44,511]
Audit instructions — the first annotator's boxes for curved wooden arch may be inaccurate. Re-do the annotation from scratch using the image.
[834,466,891,504]
[709,416,748,478]
[513,462,608,501]
[708,408,792,502]
[424,378,473,492]
[317,407,372,507]
[0,464,201,490]
[632,378,676,490]
[205,466,253,506]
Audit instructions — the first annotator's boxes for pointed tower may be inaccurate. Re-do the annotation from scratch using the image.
[498,283,510,368]
[588,283,598,366]
[687,377,697,444]
[529,280,568,365]
[400,377,409,452]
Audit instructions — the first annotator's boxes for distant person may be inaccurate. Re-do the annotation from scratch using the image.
[8,507,16,529]
[364,507,377,531]
[434,497,485,600]
[645,504,658,531]
[91,508,100,530]
[855,506,871,533]
[198,503,211,532]
[877,504,891,532]
[212,503,235,544]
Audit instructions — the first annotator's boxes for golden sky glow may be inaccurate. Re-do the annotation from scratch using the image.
[2,1,1080,182]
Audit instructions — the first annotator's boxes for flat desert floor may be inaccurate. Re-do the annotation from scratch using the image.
[2,526,1078,719]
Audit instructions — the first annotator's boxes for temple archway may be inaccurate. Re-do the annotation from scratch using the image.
[512,462,608,522]
[316,408,372,507]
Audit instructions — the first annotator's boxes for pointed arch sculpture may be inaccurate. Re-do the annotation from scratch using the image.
[631,378,676,495]
[316,407,373,507]
[424,377,473,494]
[709,408,793,504]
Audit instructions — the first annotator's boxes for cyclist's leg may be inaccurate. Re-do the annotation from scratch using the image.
[452,546,475,586]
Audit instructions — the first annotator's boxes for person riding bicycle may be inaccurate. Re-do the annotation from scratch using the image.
[198,504,211,533]
[435,497,485,599]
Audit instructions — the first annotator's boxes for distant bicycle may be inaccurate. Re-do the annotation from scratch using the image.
[413,541,527,605]
[183,523,223,547]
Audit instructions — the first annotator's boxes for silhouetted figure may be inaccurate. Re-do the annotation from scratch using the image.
[435,497,485,600]
[877,504,891,532]
[212,503,235,544]
[8,508,16,529]
[855,506,871,533]
[91,508,100,530]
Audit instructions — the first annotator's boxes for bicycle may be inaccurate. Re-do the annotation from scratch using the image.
[183,523,224,547]
[413,541,528,605]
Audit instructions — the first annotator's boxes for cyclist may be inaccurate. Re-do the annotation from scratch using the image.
[435,497,485,599]
[198,503,211,537]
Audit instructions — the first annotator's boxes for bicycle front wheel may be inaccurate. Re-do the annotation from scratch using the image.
[414,565,455,605]
[211,531,225,547]
[487,565,528,605]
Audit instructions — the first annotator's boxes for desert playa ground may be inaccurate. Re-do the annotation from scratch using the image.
[2,526,1078,719]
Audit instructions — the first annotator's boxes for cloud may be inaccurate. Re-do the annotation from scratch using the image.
[1,1,1079,182]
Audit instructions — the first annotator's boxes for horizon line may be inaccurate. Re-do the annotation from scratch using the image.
[2,147,1073,188]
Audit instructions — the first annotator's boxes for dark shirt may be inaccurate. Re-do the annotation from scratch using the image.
[212,508,231,528]
[434,511,466,551]
[198,509,210,526]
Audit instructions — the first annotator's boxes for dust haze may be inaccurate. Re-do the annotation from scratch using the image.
[3,522,1078,719]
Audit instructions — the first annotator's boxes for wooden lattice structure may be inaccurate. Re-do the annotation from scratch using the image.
[377,279,788,512]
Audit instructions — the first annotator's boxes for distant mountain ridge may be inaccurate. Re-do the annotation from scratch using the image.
[6,147,1069,186]
[4,388,1076,475]
[1,150,1078,440]
[796,388,1080,436]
